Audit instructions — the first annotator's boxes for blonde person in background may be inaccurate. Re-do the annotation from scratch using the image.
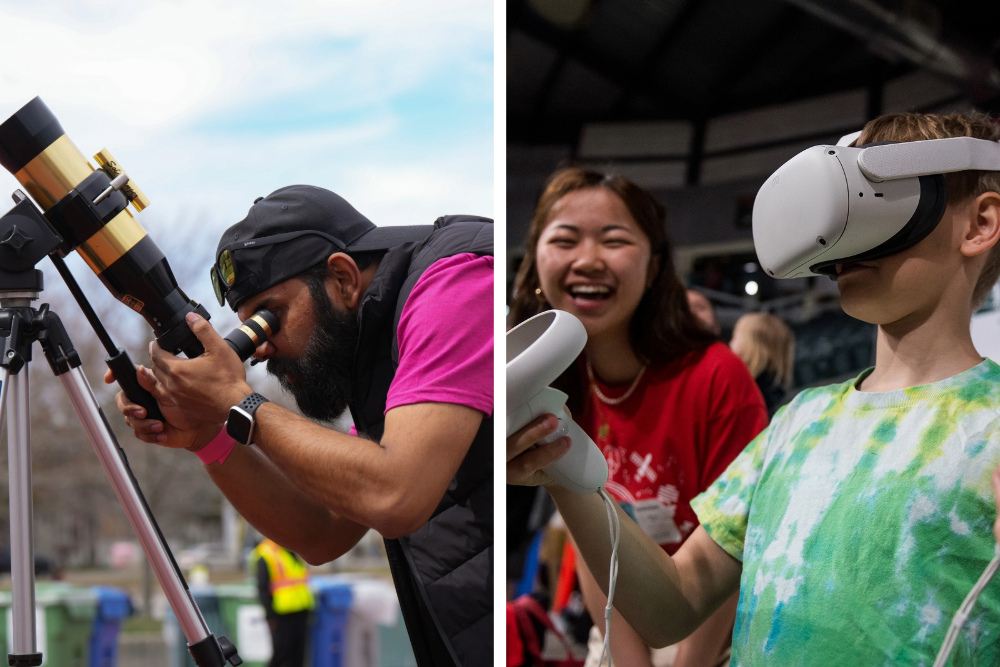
[729,313,795,417]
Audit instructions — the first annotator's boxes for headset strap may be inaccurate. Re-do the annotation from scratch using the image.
[858,136,1000,182]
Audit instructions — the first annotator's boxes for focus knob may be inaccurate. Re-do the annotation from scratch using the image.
[94,147,150,211]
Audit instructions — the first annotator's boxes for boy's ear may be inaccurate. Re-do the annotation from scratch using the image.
[961,191,1000,259]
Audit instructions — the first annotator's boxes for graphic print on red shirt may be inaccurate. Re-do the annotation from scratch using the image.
[579,342,769,554]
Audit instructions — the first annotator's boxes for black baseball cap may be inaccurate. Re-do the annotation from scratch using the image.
[211,184,432,310]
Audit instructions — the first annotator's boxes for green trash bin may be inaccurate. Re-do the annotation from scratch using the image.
[0,589,9,657]
[379,608,417,667]
[0,583,96,667]
[215,583,273,667]
[164,586,228,667]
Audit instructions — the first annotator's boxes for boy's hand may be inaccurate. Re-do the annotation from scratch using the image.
[506,413,571,487]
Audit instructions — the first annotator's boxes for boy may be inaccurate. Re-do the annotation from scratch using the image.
[508,112,1000,665]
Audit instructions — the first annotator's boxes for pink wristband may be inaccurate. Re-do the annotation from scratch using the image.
[196,427,237,466]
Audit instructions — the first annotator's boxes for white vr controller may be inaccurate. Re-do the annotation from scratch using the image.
[507,310,609,494]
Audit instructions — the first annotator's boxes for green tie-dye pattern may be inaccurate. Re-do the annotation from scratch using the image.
[691,360,1000,666]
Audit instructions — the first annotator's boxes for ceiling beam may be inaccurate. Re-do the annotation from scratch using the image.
[704,8,807,114]
[510,0,631,118]
[607,0,704,117]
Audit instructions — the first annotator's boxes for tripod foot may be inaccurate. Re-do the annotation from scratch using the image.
[188,634,242,667]
[8,654,42,667]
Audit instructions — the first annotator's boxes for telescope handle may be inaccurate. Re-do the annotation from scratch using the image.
[106,348,164,422]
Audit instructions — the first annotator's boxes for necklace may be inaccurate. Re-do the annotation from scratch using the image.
[586,359,647,406]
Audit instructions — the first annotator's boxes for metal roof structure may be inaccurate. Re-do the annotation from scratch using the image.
[509,0,1000,164]
[507,0,1000,253]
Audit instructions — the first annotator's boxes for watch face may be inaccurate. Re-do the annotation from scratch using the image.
[227,407,254,445]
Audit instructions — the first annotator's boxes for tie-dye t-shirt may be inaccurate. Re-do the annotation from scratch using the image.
[690,360,1000,666]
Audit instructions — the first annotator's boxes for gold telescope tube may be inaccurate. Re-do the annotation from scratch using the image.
[0,97,209,357]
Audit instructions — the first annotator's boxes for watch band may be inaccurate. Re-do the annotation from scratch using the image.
[238,392,269,415]
[227,392,270,445]
[196,427,237,466]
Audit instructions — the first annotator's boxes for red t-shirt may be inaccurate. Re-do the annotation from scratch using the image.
[579,342,768,555]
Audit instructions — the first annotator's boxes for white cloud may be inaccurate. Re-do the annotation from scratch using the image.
[0,0,493,237]
[0,0,491,127]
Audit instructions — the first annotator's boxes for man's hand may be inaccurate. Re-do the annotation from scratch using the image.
[104,364,221,452]
[146,312,254,424]
[506,413,570,487]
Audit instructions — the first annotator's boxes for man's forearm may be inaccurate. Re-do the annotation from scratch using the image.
[251,402,478,538]
[206,441,368,564]
[549,486,704,647]
[251,404,407,533]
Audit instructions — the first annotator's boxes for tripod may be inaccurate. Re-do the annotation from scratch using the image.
[0,206,240,665]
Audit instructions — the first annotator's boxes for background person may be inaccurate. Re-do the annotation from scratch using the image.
[686,289,722,336]
[248,538,314,667]
[111,185,493,667]
[729,312,795,417]
[508,167,768,667]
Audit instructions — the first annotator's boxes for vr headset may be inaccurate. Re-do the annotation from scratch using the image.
[753,132,1000,279]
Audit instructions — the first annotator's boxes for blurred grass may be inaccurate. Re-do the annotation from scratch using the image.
[122,615,162,634]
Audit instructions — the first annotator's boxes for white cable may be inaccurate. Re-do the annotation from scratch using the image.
[597,488,621,667]
[932,544,1000,667]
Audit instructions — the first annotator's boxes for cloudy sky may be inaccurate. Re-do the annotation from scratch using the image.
[0,0,493,335]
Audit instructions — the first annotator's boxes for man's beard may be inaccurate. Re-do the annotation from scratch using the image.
[266,294,359,422]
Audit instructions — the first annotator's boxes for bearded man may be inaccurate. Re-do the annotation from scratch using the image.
[110,185,493,667]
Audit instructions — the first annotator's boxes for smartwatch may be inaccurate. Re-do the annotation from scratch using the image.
[226,393,269,445]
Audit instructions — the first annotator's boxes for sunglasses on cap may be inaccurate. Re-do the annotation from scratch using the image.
[210,230,346,307]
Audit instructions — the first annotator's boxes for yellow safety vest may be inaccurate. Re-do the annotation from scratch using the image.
[249,539,315,614]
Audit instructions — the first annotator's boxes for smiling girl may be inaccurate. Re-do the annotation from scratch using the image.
[508,168,768,667]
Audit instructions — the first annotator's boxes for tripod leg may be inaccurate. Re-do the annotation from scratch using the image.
[58,367,235,664]
[3,367,42,666]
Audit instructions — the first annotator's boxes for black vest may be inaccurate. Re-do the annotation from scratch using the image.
[349,215,493,667]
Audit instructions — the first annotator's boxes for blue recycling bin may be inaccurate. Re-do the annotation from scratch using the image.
[309,581,352,667]
[89,587,134,667]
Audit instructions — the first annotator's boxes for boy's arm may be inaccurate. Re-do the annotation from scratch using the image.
[575,542,656,667]
[671,592,738,667]
[549,485,743,648]
[576,539,738,667]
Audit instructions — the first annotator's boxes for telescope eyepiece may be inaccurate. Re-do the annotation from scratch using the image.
[224,309,280,362]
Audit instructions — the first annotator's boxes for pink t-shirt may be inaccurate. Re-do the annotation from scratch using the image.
[383,252,494,416]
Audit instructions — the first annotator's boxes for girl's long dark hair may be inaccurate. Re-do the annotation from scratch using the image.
[509,167,715,370]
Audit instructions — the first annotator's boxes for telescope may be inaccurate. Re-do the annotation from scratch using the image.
[0,96,208,357]
[0,98,256,667]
